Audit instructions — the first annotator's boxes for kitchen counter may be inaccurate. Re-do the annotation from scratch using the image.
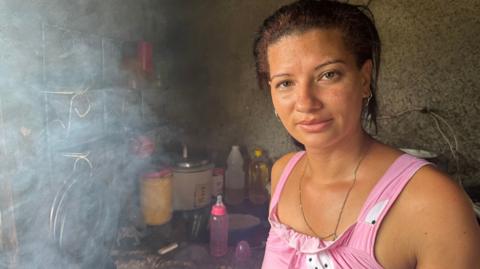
[112,200,269,269]
[112,243,265,269]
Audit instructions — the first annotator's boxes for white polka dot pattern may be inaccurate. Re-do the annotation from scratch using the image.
[306,251,335,269]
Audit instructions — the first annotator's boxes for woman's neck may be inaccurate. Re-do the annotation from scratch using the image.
[303,131,372,184]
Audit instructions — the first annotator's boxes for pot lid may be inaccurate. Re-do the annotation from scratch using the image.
[176,158,210,168]
[174,144,213,171]
[174,158,213,172]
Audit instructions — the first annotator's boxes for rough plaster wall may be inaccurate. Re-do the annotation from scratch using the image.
[370,0,480,186]
[0,0,160,266]
[154,1,479,186]
[1,0,151,41]
[150,0,294,164]
[197,0,297,162]
[0,0,159,175]
[0,0,156,155]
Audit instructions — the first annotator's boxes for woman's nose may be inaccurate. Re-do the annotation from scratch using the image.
[294,82,322,112]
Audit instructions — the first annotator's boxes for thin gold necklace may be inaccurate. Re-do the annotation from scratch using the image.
[298,145,369,241]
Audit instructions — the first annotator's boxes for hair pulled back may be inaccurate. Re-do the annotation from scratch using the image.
[253,0,381,129]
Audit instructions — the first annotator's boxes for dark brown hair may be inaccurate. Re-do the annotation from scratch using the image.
[253,0,381,130]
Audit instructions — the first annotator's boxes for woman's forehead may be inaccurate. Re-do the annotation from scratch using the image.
[267,29,354,69]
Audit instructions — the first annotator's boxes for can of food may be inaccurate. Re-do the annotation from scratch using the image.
[141,169,172,225]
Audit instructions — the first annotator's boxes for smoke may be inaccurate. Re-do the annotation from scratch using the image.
[0,1,175,268]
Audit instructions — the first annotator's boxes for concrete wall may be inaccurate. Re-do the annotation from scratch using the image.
[372,0,480,186]
[148,0,294,165]
[153,0,480,187]
[1,0,478,266]
[0,0,161,267]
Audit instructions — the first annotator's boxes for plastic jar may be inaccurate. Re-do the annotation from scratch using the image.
[225,145,245,205]
[141,169,172,225]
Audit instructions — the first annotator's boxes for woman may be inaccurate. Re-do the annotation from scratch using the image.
[253,1,480,268]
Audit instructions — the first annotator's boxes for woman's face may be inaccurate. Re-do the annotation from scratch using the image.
[267,28,372,149]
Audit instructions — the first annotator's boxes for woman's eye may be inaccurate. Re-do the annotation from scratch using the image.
[319,71,340,81]
[275,80,294,89]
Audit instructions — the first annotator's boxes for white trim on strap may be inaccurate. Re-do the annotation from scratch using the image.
[364,199,389,225]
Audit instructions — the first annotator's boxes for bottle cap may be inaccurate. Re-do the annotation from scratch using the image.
[211,195,227,215]
[254,148,263,158]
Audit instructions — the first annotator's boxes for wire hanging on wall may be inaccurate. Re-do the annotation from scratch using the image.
[378,107,461,182]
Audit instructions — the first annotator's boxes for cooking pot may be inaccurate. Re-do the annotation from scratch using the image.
[172,157,213,210]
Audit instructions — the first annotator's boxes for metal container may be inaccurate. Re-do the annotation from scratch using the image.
[172,157,213,210]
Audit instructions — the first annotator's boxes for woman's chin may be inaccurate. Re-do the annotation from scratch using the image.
[294,134,337,150]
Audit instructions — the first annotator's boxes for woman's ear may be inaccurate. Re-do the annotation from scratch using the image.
[360,59,373,97]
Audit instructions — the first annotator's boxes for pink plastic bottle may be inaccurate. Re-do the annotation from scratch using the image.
[210,195,229,257]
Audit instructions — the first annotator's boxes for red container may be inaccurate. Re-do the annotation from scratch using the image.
[131,135,155,158]
[137,41,153,75]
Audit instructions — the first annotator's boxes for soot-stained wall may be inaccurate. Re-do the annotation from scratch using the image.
[373,0,480,187]
[1,1,479,266]
[153,0,480,187]
[0,0,165,268]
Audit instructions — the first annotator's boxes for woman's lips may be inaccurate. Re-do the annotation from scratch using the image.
[297,119,333,132]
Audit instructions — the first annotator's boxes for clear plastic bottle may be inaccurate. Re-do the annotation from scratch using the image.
[248,148,270,205]
[209,195,229,257]
[225,145,245,205]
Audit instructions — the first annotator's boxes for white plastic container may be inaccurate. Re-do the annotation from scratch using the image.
[225,145,245,205]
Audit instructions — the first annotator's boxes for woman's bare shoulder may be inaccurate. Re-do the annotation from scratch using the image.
[270,152,300,195]
[399,165,480,267]
[404,165,473,214]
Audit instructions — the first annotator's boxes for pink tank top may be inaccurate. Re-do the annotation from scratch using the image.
[262,152,430,269]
